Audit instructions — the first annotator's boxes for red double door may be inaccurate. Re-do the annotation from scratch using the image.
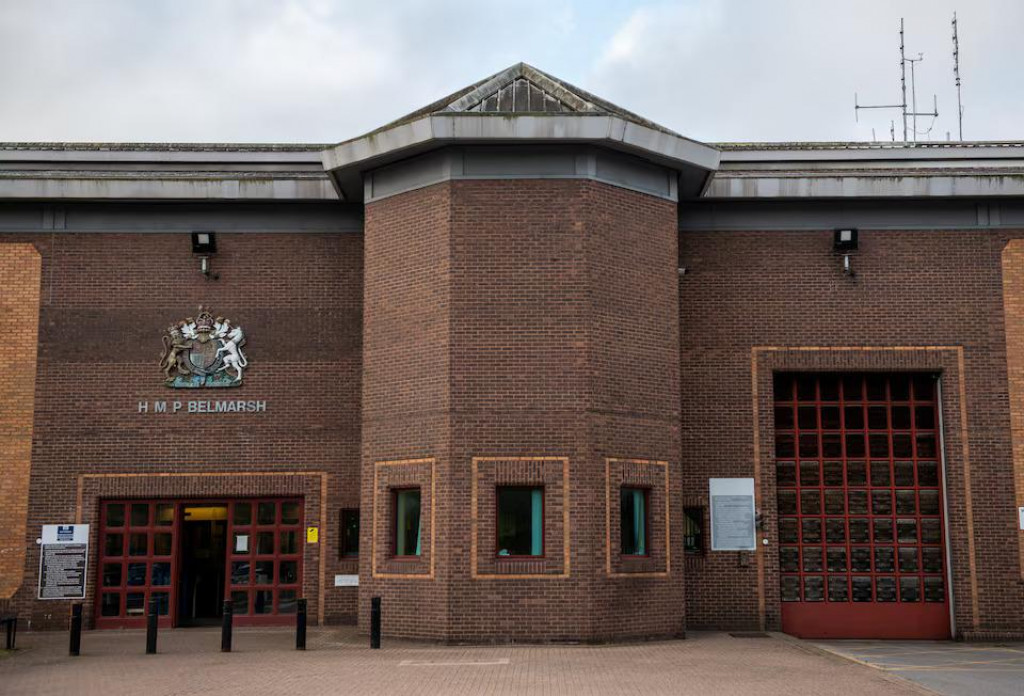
[95,498,303,628]
[774,373,951,639]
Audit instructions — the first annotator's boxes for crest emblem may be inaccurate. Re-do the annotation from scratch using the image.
[160,306,248,388]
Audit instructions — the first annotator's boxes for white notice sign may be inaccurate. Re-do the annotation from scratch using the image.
[709,478,756,551]
[38,524,90,600]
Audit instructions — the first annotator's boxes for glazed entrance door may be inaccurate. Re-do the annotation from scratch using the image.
[96,501,177,629]
[774,373,950,639]
[96,498,303,628]
[226,499,303,626]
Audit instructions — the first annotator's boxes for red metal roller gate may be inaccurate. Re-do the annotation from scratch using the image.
[773,373,950,639]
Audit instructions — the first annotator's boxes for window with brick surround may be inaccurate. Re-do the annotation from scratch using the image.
[620,487,649,556]
[339,508,359,558]
[683,506,704,554]
[391,489,421,557]
[496,486,543,557]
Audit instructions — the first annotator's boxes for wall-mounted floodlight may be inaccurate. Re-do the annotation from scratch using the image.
[191,231,218,280]
[833,228,858,252]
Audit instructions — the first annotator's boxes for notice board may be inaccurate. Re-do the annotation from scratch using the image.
[37,524,89,600]
[709,478,756,551]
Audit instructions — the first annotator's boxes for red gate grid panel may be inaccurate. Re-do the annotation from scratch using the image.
[773,373,950,639]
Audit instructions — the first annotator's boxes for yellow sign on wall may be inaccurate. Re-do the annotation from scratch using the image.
[306,526,319,544]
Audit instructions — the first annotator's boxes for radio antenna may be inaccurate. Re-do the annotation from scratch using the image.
[854,18,939,143]
[952,11,964,140]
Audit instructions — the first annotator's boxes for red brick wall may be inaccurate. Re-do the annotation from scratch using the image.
[1,233,362,629]
[0,244,41,601]
[679,227,1024,638]
[362,179,684,641]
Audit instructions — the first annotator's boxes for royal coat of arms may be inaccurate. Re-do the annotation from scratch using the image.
[160,307,248,388]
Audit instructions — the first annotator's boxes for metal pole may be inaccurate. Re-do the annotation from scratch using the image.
[145,597,158,655]
[370,596,382,649]
[296,598,307,651]
[69,604,82,656]
[221,599,233,653]
[900,18,908,141]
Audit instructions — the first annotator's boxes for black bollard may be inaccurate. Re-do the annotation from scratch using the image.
[370,596,381,649]
[69,604,82,656]
[296,598,307,651]
[221,600,233,653]
[6,616,17,651]
[145,597,158,655]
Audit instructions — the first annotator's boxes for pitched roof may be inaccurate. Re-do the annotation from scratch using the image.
[375,62,681,137]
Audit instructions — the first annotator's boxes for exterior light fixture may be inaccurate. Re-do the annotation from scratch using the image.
[833,228,858,252]
[833,228,858,278]
[191,231,218,280]
[191,231,217,254]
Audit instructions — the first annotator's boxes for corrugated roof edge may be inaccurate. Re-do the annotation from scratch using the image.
[715,140,1024,151]
[0,142,330,152]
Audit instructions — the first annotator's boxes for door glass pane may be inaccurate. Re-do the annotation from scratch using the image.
[278,590,298,614]
[258,502,276,525]
[231,561,250,585]
[254,590,274,614]
[280,530,298,555]
[126,563,147,586]
[232,590,249,615]
[281,502,300,525]
[130,504,149,527]
[279,561,299,584]
[102,563,122,587]
[151,562,171,586]
[104,533,123,557]
[152,592,170,615]
[101,593,120,617]
[106,504,125,527]
[129,533,148,556]
[126,593,145,616]
[153,533,172,556]
[254,561,274,585]
[155,504,174,526]
[234,503,252,526]
[256,532,275,555]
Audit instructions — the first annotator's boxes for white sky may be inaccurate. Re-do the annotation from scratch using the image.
[0,0,1020,144]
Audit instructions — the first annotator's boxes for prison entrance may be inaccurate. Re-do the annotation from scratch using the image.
[95,498,303,628]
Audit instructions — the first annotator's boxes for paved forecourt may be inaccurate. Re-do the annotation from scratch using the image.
[816,640,1024,696]
[0,628,930,696]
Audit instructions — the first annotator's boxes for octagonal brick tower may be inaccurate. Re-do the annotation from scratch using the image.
[323,63,720,641]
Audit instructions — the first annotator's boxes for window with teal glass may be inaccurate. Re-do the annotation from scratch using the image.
[620,487,648,556]
[496,486,543,557]
[392,489,421,557]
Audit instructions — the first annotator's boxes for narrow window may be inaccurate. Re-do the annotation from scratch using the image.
[392,489,421,557]
[620,487,649,556]
[683,506,704,554]
[339,508,359,558]
[496,486,543,557]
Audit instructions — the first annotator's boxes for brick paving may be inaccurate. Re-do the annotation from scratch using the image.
[0,628,929,696]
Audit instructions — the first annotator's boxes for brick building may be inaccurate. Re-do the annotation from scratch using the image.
[2,63,1023,641]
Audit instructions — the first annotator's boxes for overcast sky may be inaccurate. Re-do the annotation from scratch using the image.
[1,0,1021,144]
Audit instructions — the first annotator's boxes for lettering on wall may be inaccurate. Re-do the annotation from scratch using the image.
[138,400,267,414]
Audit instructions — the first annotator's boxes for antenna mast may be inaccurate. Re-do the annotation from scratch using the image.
[854,18,939,143]
[952,11,964,140]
